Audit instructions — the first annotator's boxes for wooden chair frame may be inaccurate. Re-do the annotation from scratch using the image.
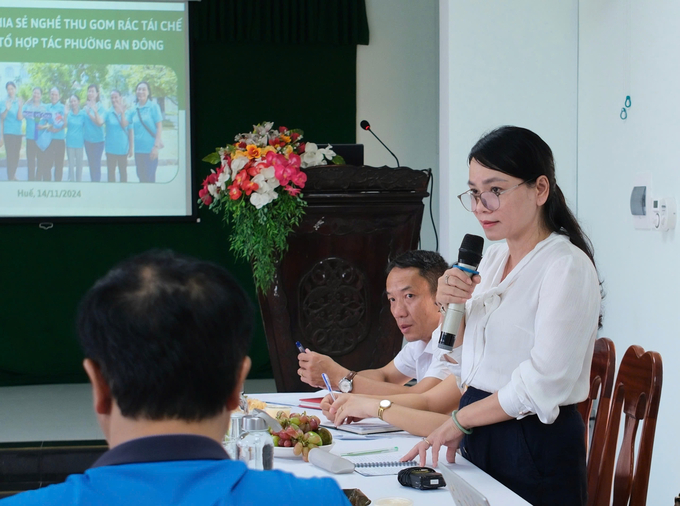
[589,345,663,506]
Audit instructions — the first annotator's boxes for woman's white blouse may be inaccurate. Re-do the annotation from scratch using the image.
[449,233,600,424]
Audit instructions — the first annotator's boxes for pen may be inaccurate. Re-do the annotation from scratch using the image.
[295,341,306,353]
[321,373,337,401]
[341,446,399,457]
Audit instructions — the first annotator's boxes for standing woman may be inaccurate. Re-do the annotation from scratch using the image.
[83,84,105,182]
[65,95,87,182]
[403,126,601,506]
[104,90,132,182]
[130,81,163,182]
[0,81,24,181]
[46,87,66,182]
[22,87,44,181]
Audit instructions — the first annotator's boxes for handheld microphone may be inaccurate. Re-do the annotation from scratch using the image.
[360,119,400,167]
[438,234,484,351]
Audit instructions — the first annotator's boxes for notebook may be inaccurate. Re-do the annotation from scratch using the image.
[298,396,325,409]
[321,420,403,435]
[438,464,490,506]
[343,453,417,477]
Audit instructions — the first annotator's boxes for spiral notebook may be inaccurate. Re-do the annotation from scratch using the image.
[344,453,418,477]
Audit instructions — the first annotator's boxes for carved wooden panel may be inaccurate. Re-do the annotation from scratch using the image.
[299,257,369,356]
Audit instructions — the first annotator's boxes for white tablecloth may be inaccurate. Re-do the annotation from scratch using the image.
[254,392,530,505]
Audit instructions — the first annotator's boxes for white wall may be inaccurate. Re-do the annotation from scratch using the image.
[579,0,680,503]
[356,0,440,252]
[439,0,578,261]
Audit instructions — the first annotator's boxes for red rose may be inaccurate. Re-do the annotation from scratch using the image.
[279,126,287,133]
[297,142,306,154]
[291,132,300,141]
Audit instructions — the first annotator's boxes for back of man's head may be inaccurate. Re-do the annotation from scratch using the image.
[77,250,253,422]
[386,250,448,296]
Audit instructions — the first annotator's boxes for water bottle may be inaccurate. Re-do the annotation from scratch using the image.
[237,415,274,470]
[224,412,244,460]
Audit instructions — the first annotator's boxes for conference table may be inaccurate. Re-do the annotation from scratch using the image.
[255,392,530,505]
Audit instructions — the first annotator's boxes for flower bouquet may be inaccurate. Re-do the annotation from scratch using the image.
[199,122,344,292]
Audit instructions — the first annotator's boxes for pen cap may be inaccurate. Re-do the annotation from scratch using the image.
[308,448,356,474]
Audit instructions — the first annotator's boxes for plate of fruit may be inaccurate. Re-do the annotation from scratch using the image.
[269,411,334,461]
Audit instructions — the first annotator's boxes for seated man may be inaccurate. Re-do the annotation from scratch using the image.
[298,250,453,395]
[4,250,349,505]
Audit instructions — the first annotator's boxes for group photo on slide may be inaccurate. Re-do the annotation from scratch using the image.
[0,63,179,183]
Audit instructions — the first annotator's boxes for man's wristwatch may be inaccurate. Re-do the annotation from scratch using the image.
[338,371,357,393]
[378,399,392,420]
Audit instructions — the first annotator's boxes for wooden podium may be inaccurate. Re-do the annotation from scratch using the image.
[257,165,430,392]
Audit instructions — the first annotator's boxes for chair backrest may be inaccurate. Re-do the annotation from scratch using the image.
[578,337,616,464]
[589,345,663,506]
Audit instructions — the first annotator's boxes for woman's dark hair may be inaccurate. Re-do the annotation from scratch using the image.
[136,81,152,102]
[469,126,596,266]
[469,126,603,324]
[87,84,100,102]
[6,81,16,90]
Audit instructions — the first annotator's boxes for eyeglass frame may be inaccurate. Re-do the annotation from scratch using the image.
[456,177,538,212]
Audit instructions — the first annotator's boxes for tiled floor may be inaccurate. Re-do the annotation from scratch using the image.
[0,378,277,443]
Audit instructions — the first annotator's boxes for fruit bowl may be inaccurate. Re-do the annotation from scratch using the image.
[273,442,335,459]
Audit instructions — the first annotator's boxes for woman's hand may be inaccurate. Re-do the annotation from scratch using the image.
[150,146,159,160]
[401,417,465,467]
[436,267,481,307]
[328,394,376,426]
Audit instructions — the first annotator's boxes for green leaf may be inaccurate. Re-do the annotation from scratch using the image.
[202,152,221,164]
[331,155,346,165]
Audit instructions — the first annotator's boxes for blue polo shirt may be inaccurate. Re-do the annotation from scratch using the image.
[66,110,87,149]
[1,97,22,135]
[22,102,46,141]
[131,101,162,154]
[46,102,66,140]
[83,102,105,143]
[0,434,350,506]
[104,108,132,155]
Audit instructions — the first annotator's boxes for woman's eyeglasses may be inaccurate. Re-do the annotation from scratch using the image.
[457,178,535,212]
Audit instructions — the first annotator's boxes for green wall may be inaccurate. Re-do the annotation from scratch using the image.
[0,22,360,386]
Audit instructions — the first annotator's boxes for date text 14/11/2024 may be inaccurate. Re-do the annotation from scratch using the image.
[17,189,82,198]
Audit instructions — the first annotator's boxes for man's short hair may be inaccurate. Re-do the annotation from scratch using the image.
[77,250,253,421]
[385,250,448,296]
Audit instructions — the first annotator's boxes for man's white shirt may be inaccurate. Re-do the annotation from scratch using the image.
[392,326,455,383]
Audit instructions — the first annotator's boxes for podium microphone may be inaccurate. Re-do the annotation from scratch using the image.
[360,120,400,167]
[438,234,484,351]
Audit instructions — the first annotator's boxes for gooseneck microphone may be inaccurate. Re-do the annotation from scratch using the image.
[438,234,484,351]
[360,120,400,167]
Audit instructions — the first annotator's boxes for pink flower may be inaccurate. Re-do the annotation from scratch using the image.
[241,179,259,196]
[228,184,242,200]
[199,188,213,205]
[284,185,301,196]
[290,170,307,188]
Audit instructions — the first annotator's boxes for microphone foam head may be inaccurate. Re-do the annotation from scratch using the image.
[360,120,370,130]
[459,234,484,267]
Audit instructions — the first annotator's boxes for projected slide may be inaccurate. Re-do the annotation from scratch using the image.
[0,0,192,218]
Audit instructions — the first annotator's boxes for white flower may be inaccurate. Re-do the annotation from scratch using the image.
[301,142,335,168]
[252,166,281,195]
[254,122,274,136]
[230,156,248,179]
[250,189,278,209]
[207,183,218,197]
[216,170,229,191]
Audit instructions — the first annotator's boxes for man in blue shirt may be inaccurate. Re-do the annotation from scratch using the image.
[2,250,349,505]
